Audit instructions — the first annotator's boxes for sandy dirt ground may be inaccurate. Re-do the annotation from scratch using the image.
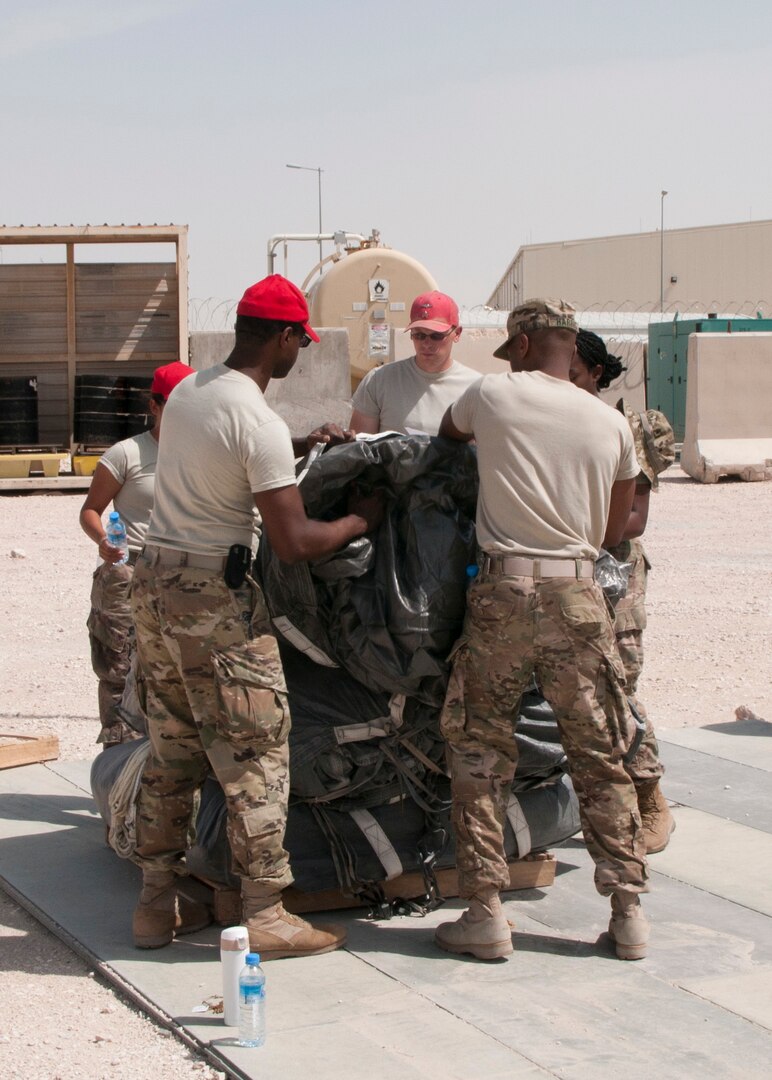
[0,468,770,1076]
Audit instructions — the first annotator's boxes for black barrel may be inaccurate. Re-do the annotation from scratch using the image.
[123,376,152,437]
[0,377,39,446]
[75,374,125,444]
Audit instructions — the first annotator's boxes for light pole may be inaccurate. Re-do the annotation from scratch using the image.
[286,163,323,276]
[660,189,668,313]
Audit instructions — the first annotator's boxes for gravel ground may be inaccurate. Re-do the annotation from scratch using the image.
[1,469,770,1076]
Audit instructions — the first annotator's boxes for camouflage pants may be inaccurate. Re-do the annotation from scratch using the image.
[130,552,293,893]
[88,560,143,746]
[440,572,648,900]
[610,540,663,784]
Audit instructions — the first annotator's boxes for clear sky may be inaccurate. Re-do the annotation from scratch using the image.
[2,0,772,321]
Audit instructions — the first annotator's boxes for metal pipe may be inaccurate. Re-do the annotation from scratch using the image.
[660,190,668,313]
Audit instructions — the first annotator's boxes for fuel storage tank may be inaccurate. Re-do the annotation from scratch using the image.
[307,240,437,386]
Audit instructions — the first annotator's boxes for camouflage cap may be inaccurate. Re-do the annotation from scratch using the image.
[618,400,676,490]
[493,298,578,359]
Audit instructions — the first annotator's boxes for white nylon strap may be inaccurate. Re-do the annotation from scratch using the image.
[349,808,404,881]
[506,794,532,858]
[271,615,338,668]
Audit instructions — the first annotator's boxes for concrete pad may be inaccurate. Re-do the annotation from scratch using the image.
[4,759,772,1079]
[657,743,772,833]
[649,807,772,916]
[680,965,772,1032]
[660,722,772,772]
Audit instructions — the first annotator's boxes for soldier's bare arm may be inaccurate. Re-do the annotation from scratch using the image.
[621,478,651,541]
[603,477,636,549]
[254,483,381,565]
[350,409,379,435]
[79,463,128,563]
[438,405,473,442]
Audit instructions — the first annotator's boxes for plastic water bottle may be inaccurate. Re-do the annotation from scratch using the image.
[238,952,265,1048]
[105,511,129,564]
[220,926,249,1028]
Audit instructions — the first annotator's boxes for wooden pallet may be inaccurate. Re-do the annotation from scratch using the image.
[0,732,60,770]
[190,853,557,925]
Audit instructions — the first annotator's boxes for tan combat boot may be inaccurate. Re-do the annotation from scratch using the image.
[133,869,211,950]
[242,887,347,961]
[636,780,675,854]
[608,893,649,960]
[434,890,514,960]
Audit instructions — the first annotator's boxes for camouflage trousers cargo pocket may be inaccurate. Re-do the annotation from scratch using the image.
[211,635,290,749]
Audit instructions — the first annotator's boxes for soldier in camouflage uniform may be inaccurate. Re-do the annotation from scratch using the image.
[571,330,676,852]
[435,299,650,962]
[79,362,194,746]
[130,275,382,956]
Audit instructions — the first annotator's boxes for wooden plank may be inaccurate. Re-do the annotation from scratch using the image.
[0,225,188,244]
[0,733,60,770]
[0,476,90,490]
[194,854,557,924]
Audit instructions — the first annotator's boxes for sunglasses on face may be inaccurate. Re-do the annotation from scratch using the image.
[298,332,312,348]
[409,326,456,342]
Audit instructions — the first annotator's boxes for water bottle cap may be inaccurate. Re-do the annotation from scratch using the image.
[246,952,261,964]
[109,511,120,521]
[465,564,479,579]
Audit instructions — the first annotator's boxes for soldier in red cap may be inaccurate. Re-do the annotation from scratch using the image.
[348,291,480,435]
[79,360,194,746]
[129,275,382,958]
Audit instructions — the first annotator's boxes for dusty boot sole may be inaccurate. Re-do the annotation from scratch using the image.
[435,934,513,961]
[645,816,676,855]
[608,922,648,960]
[610,936,648,961]
[133,929,174,950]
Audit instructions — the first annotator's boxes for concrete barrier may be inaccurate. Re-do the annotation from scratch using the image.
[189,328,352,436]
[681,333,772,483]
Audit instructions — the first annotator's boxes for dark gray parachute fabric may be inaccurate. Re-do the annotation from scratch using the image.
[90,435,581,902]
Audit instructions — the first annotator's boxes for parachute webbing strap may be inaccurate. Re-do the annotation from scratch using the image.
[334,717,393,745]
[349,808,404,881]
[271,615,338,668]
[107,740,152,858]
[302,758,385,805]
[389,693,407,730]
[309,804,361,896]
[379,742,446,814]
[505,793,532,858]
[396,735,445,776]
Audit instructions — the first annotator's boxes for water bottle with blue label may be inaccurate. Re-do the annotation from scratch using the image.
[238,952,266,1048]
[105,511,129,564]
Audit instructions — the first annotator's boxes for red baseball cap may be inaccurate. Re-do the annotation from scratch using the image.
[150,361,194,400]
[406,291,460,333]
[236,274,320,342]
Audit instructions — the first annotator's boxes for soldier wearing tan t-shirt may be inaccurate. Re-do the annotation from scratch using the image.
[434,299,651,963]
[130,275,382,959]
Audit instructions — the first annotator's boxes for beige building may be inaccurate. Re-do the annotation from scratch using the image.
[487,219,772,316]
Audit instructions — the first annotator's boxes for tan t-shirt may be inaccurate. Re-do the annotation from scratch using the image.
[146,364,297,555]
[451,371,639,559]
[99,430,158,551]
[352,356,481,435]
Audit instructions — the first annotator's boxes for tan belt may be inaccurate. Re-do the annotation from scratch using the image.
[481,554,595,579]
[141,543,227,572]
